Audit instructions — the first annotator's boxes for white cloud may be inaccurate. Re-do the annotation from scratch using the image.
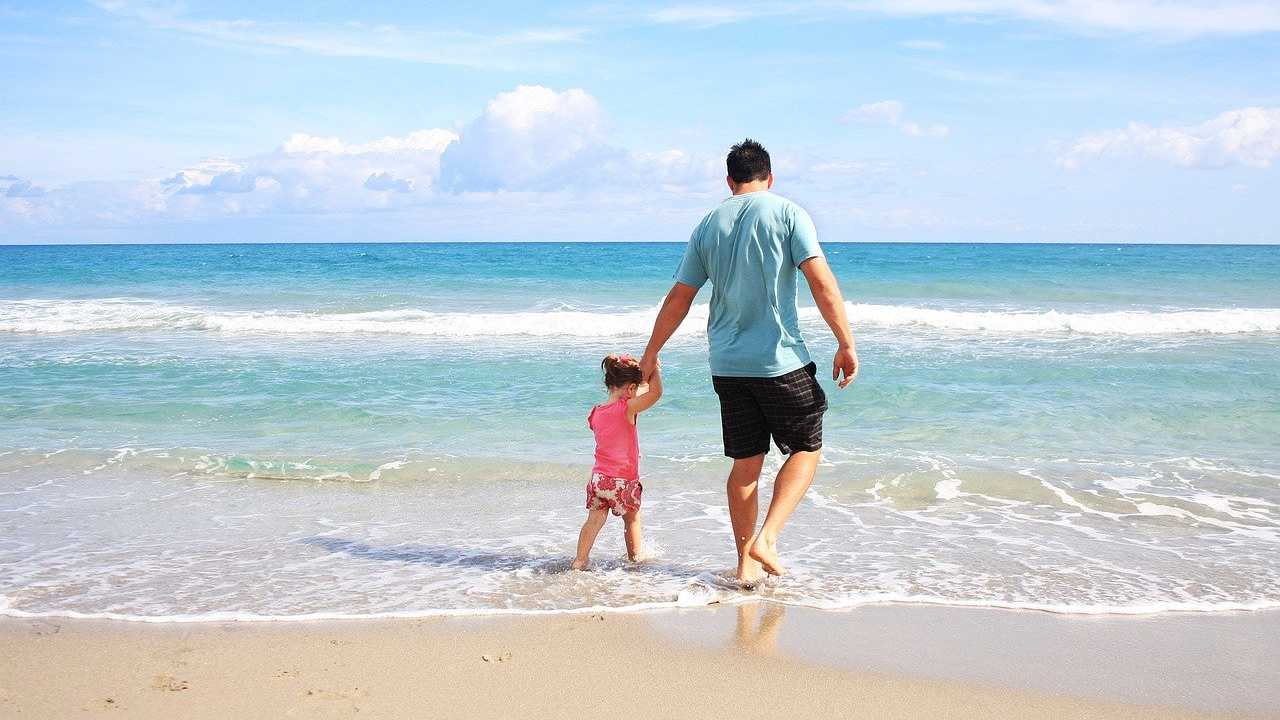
[843,100,950,139]
[438,85,617,191]
[648,5,793,26]
[1058,107,1280,169]
[648,1,1280,37]
[162,158,259,195]
[0,85,726,231]
[364,172,414,193]
[4,86,1012,241]
[844,100,906,125]
[9,124,463,226]
[281,130,457,156]
[861,0,1280,37]
[92,0,586,70]
[2,176,46,198]
[436,86,724,193]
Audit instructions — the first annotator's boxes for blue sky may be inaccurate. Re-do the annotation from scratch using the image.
[2,1,1278,244]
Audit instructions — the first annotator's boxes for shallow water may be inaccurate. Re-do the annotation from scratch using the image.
[1,242,1278,619]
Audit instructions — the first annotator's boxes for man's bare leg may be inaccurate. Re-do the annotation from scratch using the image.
[748,449,821,577]
[727,454,766,583]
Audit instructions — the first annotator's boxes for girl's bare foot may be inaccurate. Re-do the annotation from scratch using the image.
[570,558,588,571]
[748,535,786,577]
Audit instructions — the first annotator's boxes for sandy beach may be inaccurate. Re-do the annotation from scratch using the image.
[3,603,1276,719]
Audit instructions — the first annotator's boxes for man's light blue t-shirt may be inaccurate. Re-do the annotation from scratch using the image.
[674,190,823,378]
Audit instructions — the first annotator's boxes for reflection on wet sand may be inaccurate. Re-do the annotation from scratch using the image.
[733,602,786,656]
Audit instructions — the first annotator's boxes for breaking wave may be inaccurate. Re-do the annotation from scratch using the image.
[3,298,1279,337]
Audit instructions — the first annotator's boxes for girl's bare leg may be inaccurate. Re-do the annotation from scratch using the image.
[622,509,643,561]
[572,509,609,570]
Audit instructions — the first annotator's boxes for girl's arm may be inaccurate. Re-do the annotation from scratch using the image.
[627,366,663,417]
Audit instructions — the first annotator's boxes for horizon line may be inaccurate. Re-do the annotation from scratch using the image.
[2,240,1278,249]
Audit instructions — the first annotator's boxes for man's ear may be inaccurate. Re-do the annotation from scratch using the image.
[726,176,737,193]
[766,172,774,189]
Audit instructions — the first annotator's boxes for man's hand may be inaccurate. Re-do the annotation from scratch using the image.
[640,353,659,382]
[800,257,858,389]
[833,345,859,389]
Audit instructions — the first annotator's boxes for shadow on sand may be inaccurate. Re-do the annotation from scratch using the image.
[300,536,717,579]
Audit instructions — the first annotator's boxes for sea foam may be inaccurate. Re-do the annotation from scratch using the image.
[3,298,1279,337]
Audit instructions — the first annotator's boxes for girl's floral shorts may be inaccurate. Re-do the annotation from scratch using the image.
[585,472,642,516]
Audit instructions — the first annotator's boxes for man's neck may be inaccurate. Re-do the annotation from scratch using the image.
[730,181,770,196]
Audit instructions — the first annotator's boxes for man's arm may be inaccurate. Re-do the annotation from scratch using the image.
[799,257,858,388]
[639,283,699,380]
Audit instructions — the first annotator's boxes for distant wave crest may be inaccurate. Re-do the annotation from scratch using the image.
[0,299,674,337]
[2,299,1279,337]
[847,304,1280,336]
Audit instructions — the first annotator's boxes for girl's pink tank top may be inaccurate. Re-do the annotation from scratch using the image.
[588,397,639,480]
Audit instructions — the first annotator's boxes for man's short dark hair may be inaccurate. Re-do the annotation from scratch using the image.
[726,139,771,184]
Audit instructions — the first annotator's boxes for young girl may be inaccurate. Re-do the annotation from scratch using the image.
[571,353,663,570]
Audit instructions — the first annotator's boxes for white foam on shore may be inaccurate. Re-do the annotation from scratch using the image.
[4,592,1278,624]
[4,298,1280,337]
[0,595,695,623]
[4,451,1278,626]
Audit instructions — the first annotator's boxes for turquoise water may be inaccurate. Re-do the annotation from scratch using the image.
[1,242,1278,619]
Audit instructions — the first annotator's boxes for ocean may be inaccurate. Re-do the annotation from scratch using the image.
[1,242,1278,621]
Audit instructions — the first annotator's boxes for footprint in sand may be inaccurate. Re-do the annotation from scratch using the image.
[83,697,120,711]
[304,688,367,700]
[29,620,61,637]
[152,674,190,692]
[480,652,512,663]
[291,687,368,716]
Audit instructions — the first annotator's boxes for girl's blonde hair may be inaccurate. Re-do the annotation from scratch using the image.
[601,354,643,389]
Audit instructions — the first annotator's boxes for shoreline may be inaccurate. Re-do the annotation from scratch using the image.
[2,603,1275,719]
[5,594,1280,623]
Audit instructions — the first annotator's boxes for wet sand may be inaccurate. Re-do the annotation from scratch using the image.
[663,603,1280,716]
[1,604,1276,719]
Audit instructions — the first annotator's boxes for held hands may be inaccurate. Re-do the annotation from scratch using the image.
[833,346,859,389]
[639,353,660,382]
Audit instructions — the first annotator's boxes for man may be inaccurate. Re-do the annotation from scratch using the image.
[639,139,858,583]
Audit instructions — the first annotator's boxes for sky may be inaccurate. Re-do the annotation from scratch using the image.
[1,1,1278,244]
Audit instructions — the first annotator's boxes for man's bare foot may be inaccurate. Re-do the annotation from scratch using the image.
[748,535,786,577]
[570,558,588,571]
[735,556,765,586]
